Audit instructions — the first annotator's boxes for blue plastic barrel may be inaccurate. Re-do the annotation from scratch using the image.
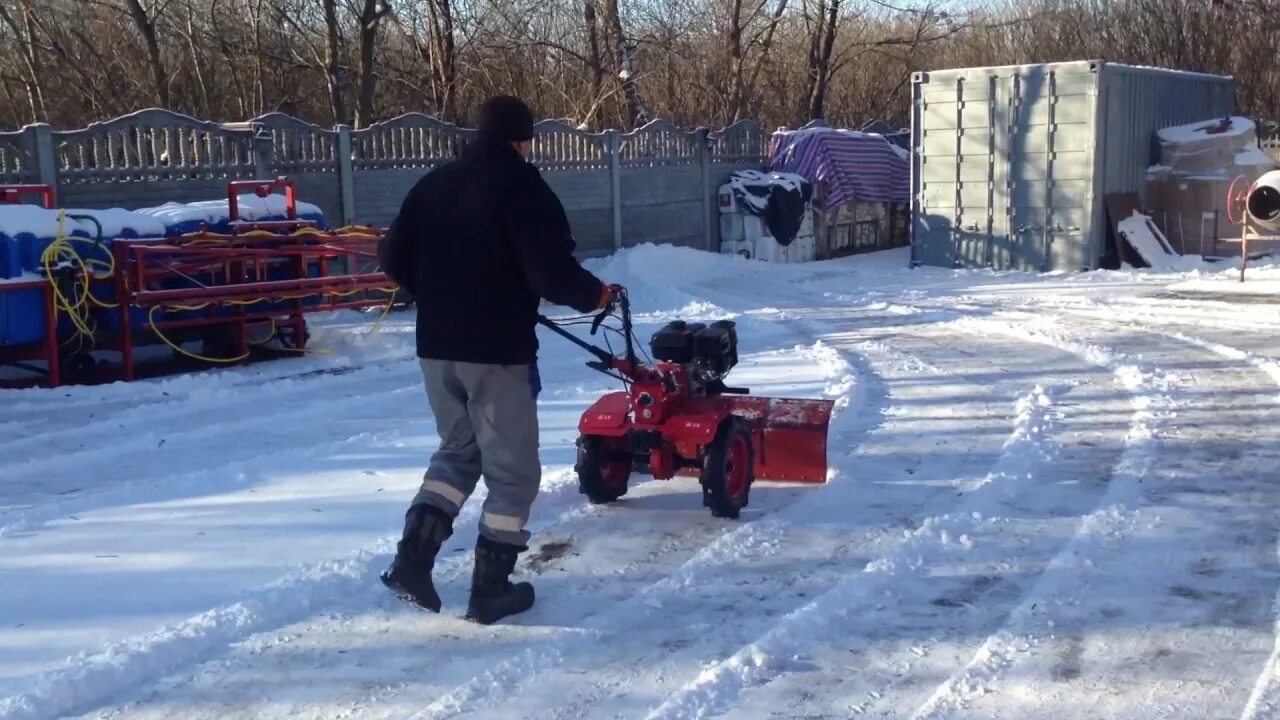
[0,286,46,346]
[0,236,21,279]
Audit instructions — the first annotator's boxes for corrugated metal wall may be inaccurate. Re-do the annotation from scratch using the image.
[1093,65,1237,264]
[911,60,1235,272]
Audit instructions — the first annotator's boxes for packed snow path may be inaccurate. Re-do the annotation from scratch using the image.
[1,246,1279,720]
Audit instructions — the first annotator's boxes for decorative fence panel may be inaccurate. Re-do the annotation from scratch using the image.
[619,121,707,249]
[254,113,344,224]
[0,128,38,185]
[0,111,771,255]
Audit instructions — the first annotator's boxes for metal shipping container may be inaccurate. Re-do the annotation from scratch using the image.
[910,60,1236,272]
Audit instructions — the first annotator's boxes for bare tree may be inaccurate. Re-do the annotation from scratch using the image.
[0,0,48,123]
[117,0,173,107]
[2,0,1279,133]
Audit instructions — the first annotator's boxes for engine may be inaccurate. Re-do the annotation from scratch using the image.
[649,319,739,393]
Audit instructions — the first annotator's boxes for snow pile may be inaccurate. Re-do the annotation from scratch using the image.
[1162,251,1280,293]
[0,206,168,243]
[0,206,160,246]
[0,193,328,279]
[584,242,756,314]
[133,193,326,235]
[0,194,324,243]
[1156,115,1259,173]
[1114,210,1219,272]
[1168,276,1280,295]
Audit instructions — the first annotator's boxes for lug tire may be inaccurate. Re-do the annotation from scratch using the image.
[575,435,632,504]
[700,416,754,519]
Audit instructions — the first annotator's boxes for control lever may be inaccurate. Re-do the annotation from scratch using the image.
[590,306,610,335]
[590,284,622,335]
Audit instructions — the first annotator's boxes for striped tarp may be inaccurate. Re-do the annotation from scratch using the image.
[767,126,910,211]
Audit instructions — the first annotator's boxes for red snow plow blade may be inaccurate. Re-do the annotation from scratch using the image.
[712,396,834,484]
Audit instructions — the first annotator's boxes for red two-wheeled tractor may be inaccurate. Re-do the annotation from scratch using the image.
[538,286,834,519]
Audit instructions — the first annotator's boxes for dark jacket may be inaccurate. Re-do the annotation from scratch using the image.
[378,139,605,365]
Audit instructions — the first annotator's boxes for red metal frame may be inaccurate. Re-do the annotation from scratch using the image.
[223,178,315,235]
[1,184,54,209]
[227,177,297,222]
[1,177,398,388]
[107,225,395,382]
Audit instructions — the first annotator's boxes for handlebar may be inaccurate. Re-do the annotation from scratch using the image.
[537,283,638,379]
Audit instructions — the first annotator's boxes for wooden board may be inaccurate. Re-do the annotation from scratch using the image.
[1106,192,1144,267]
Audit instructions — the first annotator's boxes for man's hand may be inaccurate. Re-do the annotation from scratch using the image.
[596,282,621,310]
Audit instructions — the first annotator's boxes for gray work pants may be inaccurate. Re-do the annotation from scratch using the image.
[411,358,541,547]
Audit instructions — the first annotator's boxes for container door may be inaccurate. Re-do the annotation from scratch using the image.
[1005,66,1096,271]
[913,73,998,267]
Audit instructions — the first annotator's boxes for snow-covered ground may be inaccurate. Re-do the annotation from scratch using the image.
[2,245,1280,720]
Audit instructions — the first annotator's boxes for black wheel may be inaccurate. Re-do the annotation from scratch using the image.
[575,435,633,504]
[700,417,754,519]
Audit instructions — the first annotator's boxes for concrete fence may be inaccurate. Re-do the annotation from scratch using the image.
[0,109,769,257]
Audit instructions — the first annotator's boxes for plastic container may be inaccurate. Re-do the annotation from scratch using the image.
[0,285,46,346]
[0,236,21,279]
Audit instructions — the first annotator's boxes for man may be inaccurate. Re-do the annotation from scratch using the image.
[376,95,613,625]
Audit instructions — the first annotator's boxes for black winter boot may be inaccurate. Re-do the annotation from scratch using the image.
[380,503,453,612]
[464,535,535,625]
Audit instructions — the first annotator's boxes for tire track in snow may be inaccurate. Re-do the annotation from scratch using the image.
[0,349,422,466]
[0,313,417,419]
[1083,320,1280,720]
[476,278,1072,720]
[651,280,1175,720]
[0,388,413,539]
[0,462,594,720]
[1181,333,1280,720]
[642,381,1065,720]
[875,296,1280,720]
[78,470,709,720]
[29,332,841,720]
[355,330,881,720]
[706,260,1274,712]
[77,319,885,720]
[1241,553,1280,720]
[897,312,1176,720]
[1026,301,1280,396]
[1,362,427,507]
[454,322,1036,720]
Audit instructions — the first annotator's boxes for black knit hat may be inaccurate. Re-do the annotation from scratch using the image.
[477,95,535,143]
